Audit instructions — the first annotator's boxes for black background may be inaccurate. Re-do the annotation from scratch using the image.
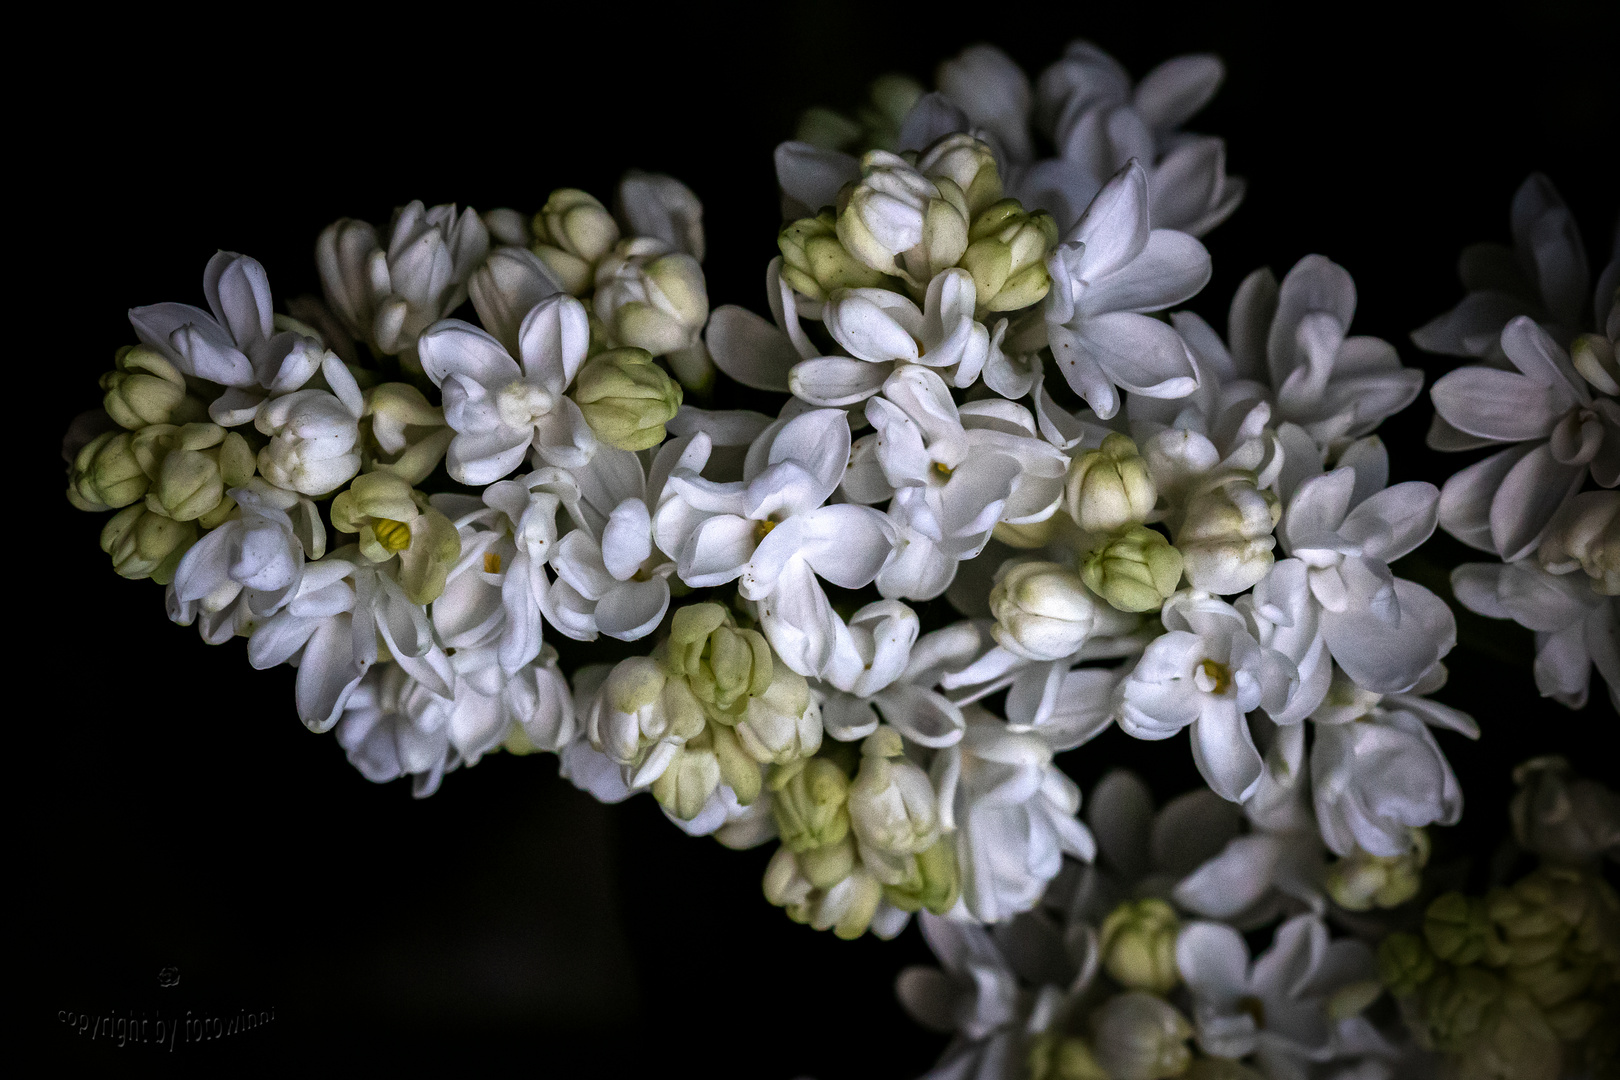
[21,2,1619,1074]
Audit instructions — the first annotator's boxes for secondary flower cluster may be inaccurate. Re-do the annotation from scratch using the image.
[64,38,1494,968]
[1414,174,1619,711]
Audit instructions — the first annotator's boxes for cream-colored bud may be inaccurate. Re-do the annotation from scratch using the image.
[1027,1033,1112,1080]
[1326,829,1431,911]
[1537,491,1619,595]
[819,864,885,940]
[838,150,967,282]
[1089,992,1193,1080]
[1571,332,1620,396]
[570,347,682,451]
[666,603,775,721]
[146,431,253,522]
[593,239,709,357]
[1081,526,1184,614]
[1175,472,1279,595]
[101,504,198,584]
[531,188,620,295]
[1489,866,1620,974]
[916,133,1004,217]
[992,515,1063,549]
[848,727,940,858]
[100,346,203,430]
[68,431,149,510]
[362,382,451,485]
[989,560,1098,661]
[734,660,821,764]
[1067,434,1157,532]
[1419,966,1504,1052]
[770,757,851,853]
[777,211,892,301]
[330,471,461,604]
[590,656,672,766]
[1378,932,1438,997]
[1099,899,1182,994]
[900,181,971,286]
[959,199,1058,312]
[651,728,722,821]
[881,836,959,916]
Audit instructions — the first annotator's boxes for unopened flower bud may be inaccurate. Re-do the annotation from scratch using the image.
[1510,756,1620,866]
[1099,899,1181,994]
[666,603,774,722]
[848,727,940,859]
[1379,932,1438,997]
[100,346,203,429]
[1067,434,1157,532]
[990,560,1098,660]
[1089,991,1193,1080]
[916,133,1004,217]
[363,382,451,485]
[838,151,969,284]
[1081,526,1184,614]
[818,864,885,940]
[1326,829,1431,911]
[101,504,198,584]
[1175,472,1279,595]
[531,188,620,295]
[1425,891,1510,966]
[770,756,851,853]
[858,74,924,152]
[734,660,821,765]
[588,656,694,786]
[778,211,892,300]
[1419,966,1504,1052]
[68,430,148,510]
[330,472,462,604]
[651,729,722,821]
[882,836,959,916]
[594,239,710,356]
[960,199,1059,312]
[1537,491,1619,595]
[147,431,253,523]
[1571,332,1620,396]
[571,347,682,451]
[1026,1033,1111,1080]
[1490,866,1620,973]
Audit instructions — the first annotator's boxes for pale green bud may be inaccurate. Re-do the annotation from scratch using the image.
[901,180,971,286]
[820,863,884,940]
[1175,472,1280,595]
[589,656,703,781]
[735,660,821,764]
[330,472,461,604]
[68,431,148,510]
[848,727,940,859]
[363,382,451,485]
[1426,892,1511,967]
[1379,932,1438,997]
[881,835,959,916]
[570,347,682,452]
[1081,526,1184,613]
[594,239,710,356]
[1435,983,1564,1080]
[992,515,1063,550]
[1089,991,1193,1080]
[960,198,1059,312]
[531,188,620,295]
[778,210,892,301]
[1490,866,1620,974]
[837,150,969,284]
[1420,966,1504,1052]
[1099,898,1182,994]
[1026,1033,1112,1080]
[769,757,851,853]
[794,106,863,152]
[1571,332,1620,396]
[100,346,204,430]
[101,504,198,584]
[1326,829,1430,911]
[666,603,775,722]
[916,133,1004,217]
[1066,433,1158,532]
[989,560,1098,661]
[651,729,722,821]
[1537,491,1619,595]
[856,74,923,152]
[146,432,254,523]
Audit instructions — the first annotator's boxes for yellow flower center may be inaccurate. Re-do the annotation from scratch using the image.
[1198,658,1232,695]
[754,519,777,543]
[932,461,954,479]
[484,551,502,574]
[373,518,412,553]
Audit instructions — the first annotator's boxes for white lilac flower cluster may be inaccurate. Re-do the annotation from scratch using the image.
[65,37,1481,960]
[899,758,1620,1080]
[1412,174,1620,712]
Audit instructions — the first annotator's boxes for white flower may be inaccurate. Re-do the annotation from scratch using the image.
[1538,490,1620,594]
[818,615,972,750]
[848,727,941,864]
[989,560,1101,662]
[1429,315,1618,561]
[543,441,691,642]
[705,257,820,394]
[896,912,1028,1078]
[617,170,706,262]
[1117,592,1296,802]
[1280,456,1455,693]
[128,252,335,424]
[1309,665,1476,857]
[593,237,710,357]
[1452,559,1619,710]
[252,355,365,496]
[417,294,597,485]
[467,246,564,356]
[652,408,895,678]
[936,44,1033,161]
[933,710,1097,922]
[169,480,325,629]
[1176,914,1375,1073]
[317,201,490,359]
[334,663,458,799]
[1042,161,1210,419]
[583,655,703,789]
[797,268,999,405]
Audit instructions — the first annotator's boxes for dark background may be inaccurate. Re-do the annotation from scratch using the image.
[21,2,1618,1073]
